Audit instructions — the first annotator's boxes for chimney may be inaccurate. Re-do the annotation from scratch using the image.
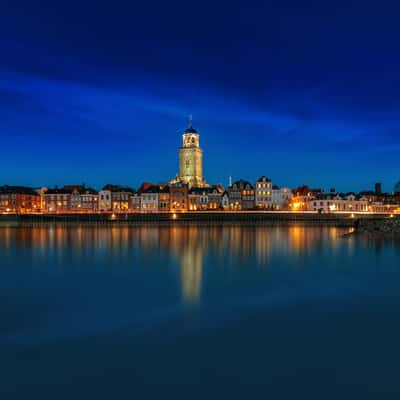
[375,182,382,195]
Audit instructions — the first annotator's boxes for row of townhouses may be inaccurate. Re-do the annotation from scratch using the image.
[1,180,399,214]
[290,186,400,214]
[22,177,292,213]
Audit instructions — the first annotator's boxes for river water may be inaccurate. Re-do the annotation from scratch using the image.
[1,226,400,399]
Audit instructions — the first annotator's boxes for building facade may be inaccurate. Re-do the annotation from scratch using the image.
[43,185,98,212]
[255,176,272,209]
[305,193,369,213]
[188,188,202,211]
[290,186,323,211]
[98,190,112,211]
[100,185,135,211]
[228,180,255,210]
[170,182,188,212]
[221,191,230,210]
[0,186,40,213]
[63,185,98,211]
[159,186,170,211]
[271,187,292,210]
[207,185,224,209]
[43,188,72,212]
[140,186,160,212]
[130,193,142,211]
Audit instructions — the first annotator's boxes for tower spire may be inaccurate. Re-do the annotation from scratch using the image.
[188,114,193,129]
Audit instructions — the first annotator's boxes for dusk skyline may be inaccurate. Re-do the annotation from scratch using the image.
[1,1,400,192]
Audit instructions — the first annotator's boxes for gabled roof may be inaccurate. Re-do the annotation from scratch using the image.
[137,182,158,194]
[65,185,98,195]
[138,183,168,194]
[256,176,272,182]
[142,186,163,194]
[314,192,365,201]
[45,186,98,195]
[189,187,216,195]
[63,185,85,192]
[210,184,225,193]
[102,184,135,193]
[45,187,73,195]
[230,179,254,189]
[0,185,39,195]
[292,185,322,196]
[78,188,97,195]
[314,193,338,200]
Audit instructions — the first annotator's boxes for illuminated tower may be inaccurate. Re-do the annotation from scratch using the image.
[178,116,206,187]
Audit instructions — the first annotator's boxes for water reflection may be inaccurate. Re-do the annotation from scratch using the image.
[1,226,400,303]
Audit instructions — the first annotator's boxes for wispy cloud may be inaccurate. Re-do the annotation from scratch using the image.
[1,69,399,155]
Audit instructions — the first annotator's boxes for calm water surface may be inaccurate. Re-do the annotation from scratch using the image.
[1,226,400,399]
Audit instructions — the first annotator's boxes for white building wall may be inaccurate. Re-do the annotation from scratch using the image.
[141,193,159,212]
[271,188,292,210]
[130,194,141,211]
[307,197,369,212]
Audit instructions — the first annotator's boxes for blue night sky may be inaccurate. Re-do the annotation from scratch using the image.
[1,0,399,192]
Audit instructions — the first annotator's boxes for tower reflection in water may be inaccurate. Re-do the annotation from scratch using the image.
[169,227,204,302]
[0,225,358,304]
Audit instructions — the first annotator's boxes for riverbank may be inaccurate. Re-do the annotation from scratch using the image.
[0,212,392,228]
[353,216,400,238]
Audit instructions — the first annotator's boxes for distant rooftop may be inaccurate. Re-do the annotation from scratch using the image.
[0,185,38,195]
[102,184,135,193]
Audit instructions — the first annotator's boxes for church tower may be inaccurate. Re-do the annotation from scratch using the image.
[178,116,206,187]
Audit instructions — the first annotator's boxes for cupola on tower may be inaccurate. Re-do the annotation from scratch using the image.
[178,116,206,188]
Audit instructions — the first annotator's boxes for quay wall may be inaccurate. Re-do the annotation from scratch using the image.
[0,212,392,228]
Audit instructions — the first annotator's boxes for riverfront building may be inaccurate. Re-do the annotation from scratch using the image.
[43,185,98,212]
[305,193,369,213]
[170,182,189,212]
[255,176,272,209]
[271,186,292,210]
[188,186,224,211]
[0,185,40,213]
[228,180,255,210]
[99,185,134,211]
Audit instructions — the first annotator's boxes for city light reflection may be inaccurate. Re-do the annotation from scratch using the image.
[0,225,371,304]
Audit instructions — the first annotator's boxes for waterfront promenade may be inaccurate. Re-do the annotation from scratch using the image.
[0,211,394,228]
